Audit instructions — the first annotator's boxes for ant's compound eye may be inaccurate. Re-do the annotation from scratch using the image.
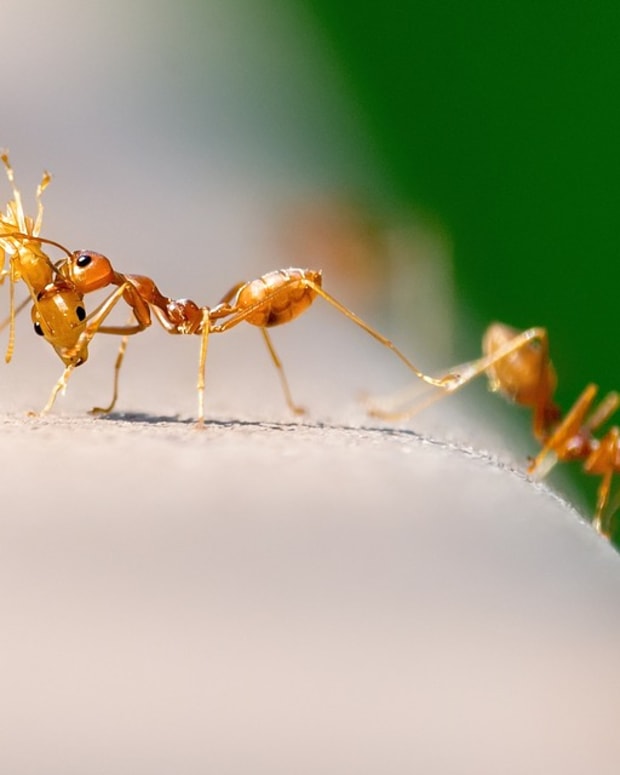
[76,305,86,322]
[76,253,92,268]
[34,321,44,336]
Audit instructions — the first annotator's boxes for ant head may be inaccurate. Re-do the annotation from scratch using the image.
[31,279,89,366]
[65,250,114,293]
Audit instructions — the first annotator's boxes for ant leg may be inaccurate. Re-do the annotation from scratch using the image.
[0,258,41,363]
[40,364,75,415]
[33,170,51,236]
[85,290,153,415]
[367,326,548,421]
[527,384,598,478]
[4,264,16,363]
[79,283,148,344]
[583,392,620,433]
[306,282,458,390]
[209,301,305,415]
[260,327,305,415]
[1,152,27,232]
[578,395,620,529]
[90,332,131,415]
[1,255,40,363]
[1,257,36,364]
[42,339,137,417]
[367,380,461,421]
[196,309,210,427]
[585,427,619,536]
[594,471,614,537]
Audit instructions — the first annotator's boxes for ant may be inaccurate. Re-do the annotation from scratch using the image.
[0,152,91,368]
[369,322,620,538]
[27,248,461,424]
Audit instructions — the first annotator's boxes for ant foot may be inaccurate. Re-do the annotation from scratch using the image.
[437,371,462,390]
[90,405,112,415]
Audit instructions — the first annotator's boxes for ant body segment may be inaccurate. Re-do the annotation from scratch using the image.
[369,322,620,537]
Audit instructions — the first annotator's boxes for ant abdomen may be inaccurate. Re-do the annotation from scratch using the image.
[483,322,556,409]
[234,268,322,328]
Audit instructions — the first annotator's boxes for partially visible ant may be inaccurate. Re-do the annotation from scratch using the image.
[29,248,460,423]
[369,322,620,538]
[0,152,92,367]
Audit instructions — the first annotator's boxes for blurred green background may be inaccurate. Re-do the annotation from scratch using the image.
[303,0,620,540]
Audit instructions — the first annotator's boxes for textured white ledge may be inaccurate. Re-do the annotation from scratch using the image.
[1,414,618,775]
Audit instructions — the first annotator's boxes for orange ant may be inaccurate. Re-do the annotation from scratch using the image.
[369,322,620,538]
[27,247,460,423]
[0,152,91,367]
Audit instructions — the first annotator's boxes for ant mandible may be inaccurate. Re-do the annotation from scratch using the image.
[369,322,620,538]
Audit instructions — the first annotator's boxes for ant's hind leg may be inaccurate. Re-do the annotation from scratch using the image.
[307,282,457,391]
[260,328,305,416]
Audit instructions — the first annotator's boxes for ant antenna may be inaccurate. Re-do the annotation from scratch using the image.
[0,232,73,260]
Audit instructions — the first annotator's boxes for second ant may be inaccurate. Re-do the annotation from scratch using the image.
[369,322,620,538]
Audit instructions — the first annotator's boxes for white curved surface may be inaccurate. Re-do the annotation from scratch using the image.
[1,414,618,775]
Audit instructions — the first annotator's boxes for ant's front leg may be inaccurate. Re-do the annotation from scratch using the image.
[88,285,154,415]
